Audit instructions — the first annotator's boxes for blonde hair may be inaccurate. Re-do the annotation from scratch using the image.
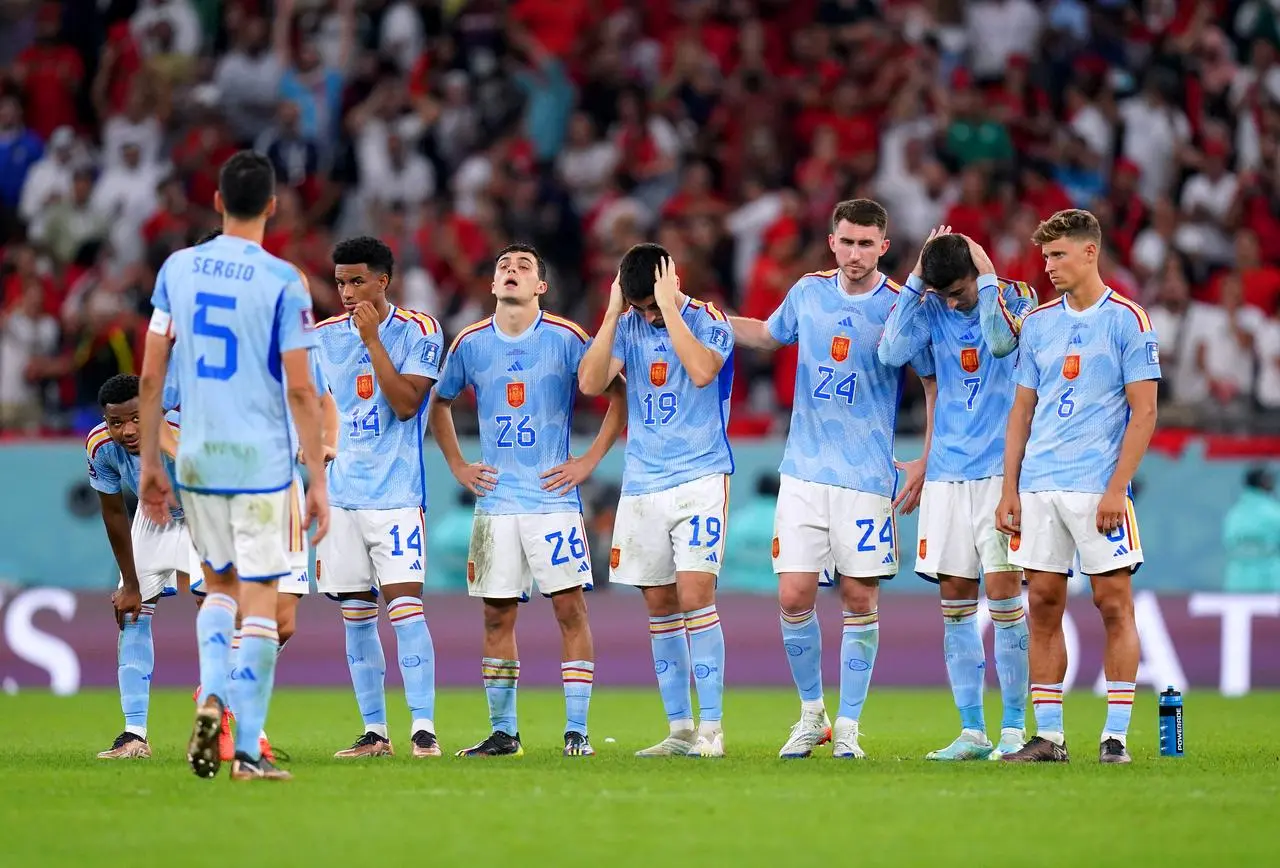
[1031,209,1102,246]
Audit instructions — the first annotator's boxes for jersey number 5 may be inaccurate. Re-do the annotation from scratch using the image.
[194,292,238,380]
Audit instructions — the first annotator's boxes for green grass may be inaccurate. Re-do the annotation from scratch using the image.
[3,688,1277,867]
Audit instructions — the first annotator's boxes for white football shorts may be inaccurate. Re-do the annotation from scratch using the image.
[609,474,729,587]
[118,510,200,601]
[772,475,898,580]
[915,477,1017,581]
[316,506,426,595]
[467,511,592,600]
[181,488,292,582]
[280,474,310,595]
[1009,490,1143,576]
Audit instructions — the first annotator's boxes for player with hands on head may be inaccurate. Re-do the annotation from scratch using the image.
[579,244,735,758]
[878,227,1037,761]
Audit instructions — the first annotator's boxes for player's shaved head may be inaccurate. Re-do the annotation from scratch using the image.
[618,242,670,303]
[98,373,140,408]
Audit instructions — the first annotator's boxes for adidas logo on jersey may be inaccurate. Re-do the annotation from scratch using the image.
[1113,544,1129,557]
[654,342,669,352]
[881,552,895,565]
[507,360,525,372]
[958,329,977,342]
[577,562,591,573]
[706,552,719,563]
[410,560,422,571]
[1070,334,1084,346]
[838,316,855,327]
[358,352,371,364]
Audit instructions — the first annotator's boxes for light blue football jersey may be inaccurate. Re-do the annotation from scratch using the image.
[879,273,1037,481]
[768,270,934,498]
[166,348,327,465]
[316,305,443,510]
[435,312,592,515]
[1016,290,1161,494]
[610,298,735,496]
[150,235,317,494]
[86,422,183,519]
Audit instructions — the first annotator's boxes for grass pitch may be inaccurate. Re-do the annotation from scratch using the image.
[3,688,1277,867]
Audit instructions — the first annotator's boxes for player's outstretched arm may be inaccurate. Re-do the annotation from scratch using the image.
[100,490,143,627]
[995,385,1037,535]
[727,316,782,352]
[580,273,627,396]
[427,391,496,497]
[542,375,628,496]
[137,330,177,524]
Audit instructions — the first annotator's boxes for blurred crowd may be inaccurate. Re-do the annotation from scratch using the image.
[6,0,1280,435]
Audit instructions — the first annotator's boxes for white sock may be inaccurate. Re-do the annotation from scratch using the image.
[125,724,147,739]
[1102,731,1127,746]
[698,720,722,738]
[412,718,435,736]
[366,722,389,739]
[801,698,826,715]
[669,717,694,736]
[1039,730,1065,746]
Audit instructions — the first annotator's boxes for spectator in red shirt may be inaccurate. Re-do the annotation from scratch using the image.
[13,2,83,139]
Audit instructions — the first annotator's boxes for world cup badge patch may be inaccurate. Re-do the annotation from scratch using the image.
[1062,354,1081,380]
[960,347,980,373]
[830,335,850,362]
[507,381,526,408]
[356,373,374,399]
[649,361,668,387]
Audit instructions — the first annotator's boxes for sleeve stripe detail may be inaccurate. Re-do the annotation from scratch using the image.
[448,317,493,353]
[542,313,590,342]
[803,268,839,278]
[883,277,901,294]
[1106,294,1153,332]
[86,426,112,459]
[687,300,728,322]
[402,310,441,334]
[1024,298,1062,322]
[316,313,350,328]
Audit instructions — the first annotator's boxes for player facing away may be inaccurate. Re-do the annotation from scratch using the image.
[138,150,330,782]
[729,199,934,759]
[878,230,1035,761]
[314,236,445,759]
[90,374,196,759]
[996,209,1160,764]
[579,244,735,758]
[428,243,627,758]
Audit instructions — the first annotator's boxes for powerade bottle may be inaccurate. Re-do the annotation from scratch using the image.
[1159,686,1184,757]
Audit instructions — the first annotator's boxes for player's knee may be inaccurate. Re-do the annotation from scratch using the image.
[276,617,295,645]
[551,592,587,630]
[1027,582,1065,623]
[1092,585,1134,625]
[777,575,817,613]
[642,584,681,618]
[482,602,517,636]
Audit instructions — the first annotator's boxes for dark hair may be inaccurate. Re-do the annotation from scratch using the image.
[618,242,669,303]
[98,373,140,408]
[495,243,546,281]
[831,198,888,233]
[217,151,276,220]
[195,229,222,245]
[333,235,395,280]
[920,234,978,290]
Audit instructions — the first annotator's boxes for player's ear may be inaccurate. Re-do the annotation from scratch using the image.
[535,280,548,297]
[213,190,225,217]
[264,195,278,220]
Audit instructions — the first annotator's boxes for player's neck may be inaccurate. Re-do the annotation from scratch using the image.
[219,217,267,245]
[838,268,881,296]
[1063,275,1109,312]
[371,298,391,321]
[494,302,540,337]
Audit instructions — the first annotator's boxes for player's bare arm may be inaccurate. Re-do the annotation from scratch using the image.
[353,300,433,420]
[158,419,179,459]
[99,490,143,627]
[894,374,935,515]
[282,347,330,543]
[427,390,497,497]
[542,375,628,496]
[654,258,723,387]
[137,330,177,524]
[1097,379,1158,534]
[579,272,626,396]
[727,316,782,351]
[879,226,951,367]
[996,384,1037,535]
[300,390,339,464]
